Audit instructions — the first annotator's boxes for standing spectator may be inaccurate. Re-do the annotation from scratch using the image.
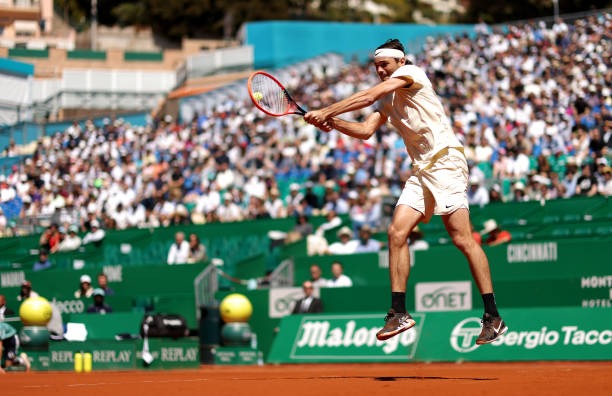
[32,249,52,271]
[0,294,15,320]
[86,289,113,314]
[309,264,327,288]
[326,261,353,287]
[96,273,115,296]
[82,220,106,246]
[292,281,323,314]
[74,274,94,298]
[353,225,382,253]
[167,231,190,264]
[187,233,207,263]
[57,225,82,252]
[17,280,39,301]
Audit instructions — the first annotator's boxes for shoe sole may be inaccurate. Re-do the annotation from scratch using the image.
[376,318,416,341]
[475,325,508,345]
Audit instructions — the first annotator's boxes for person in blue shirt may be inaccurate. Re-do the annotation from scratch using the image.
[32,249,52,271]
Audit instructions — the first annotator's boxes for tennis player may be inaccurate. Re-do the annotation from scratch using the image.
[304,39,507,345]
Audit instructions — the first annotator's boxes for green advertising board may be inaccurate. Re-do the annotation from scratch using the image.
[268,307,612,363]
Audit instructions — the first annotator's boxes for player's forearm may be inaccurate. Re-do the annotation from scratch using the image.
[329,117,376,141]
[321,90,377,119]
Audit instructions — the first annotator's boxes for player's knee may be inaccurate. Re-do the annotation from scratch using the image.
[388,224,409,247]
[452,234,473,252]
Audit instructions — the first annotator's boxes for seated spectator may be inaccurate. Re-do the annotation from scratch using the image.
[17,280,39,301]
[408,226,430,251]
[327,226,358,255]
[309,264,327,288]
[0,322,30,373]
[32,249,52,271]
[353,225,382,253]
[576,163,598,197]
[285,214,314,243]
[57,225,82,252]
[291,281,323,314]
[167,231,190,264]
[326,261,353,287]
[0,294,15,320]
[315,209,342,236]
[481,219,512,246]
[599,167,612,196]
[187,233,207,263]
[74,274,94,298]
[467,175,490,207]
[39,223,61,252]
[86,289,112,314]
[82,220,105,247]
[96,273,115,296]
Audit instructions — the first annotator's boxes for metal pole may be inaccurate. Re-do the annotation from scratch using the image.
[552,0,559,21]
[91,0,98,50]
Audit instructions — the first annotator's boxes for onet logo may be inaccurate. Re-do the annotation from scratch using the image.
[450,317,482,353]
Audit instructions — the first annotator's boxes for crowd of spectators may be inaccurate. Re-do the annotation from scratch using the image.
[0,13,610,243]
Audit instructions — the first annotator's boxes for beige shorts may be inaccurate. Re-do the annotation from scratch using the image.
[396,147,469,223]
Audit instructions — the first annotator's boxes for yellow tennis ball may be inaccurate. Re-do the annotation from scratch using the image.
[219,293,253,323]
[253,91,263,101]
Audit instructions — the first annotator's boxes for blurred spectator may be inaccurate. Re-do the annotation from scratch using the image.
[285,214,313,243]
[292,281,323,314]
[314,209,342,236]
[86,289,113,314]
[309,264,327,288]
[17,280,38,301]
[408,226,430,251]
[327,226,358,254]
[187,233,207,263]
[0,322,30,372]
[82,220,105,246]
[39,223,61,253]
[326,261,353,287]
[32,249,52,271]
[74,274,94,298]
[598,165,612,196]
[481,219,512,246]
[353,225,382,253]
[575,164,598,196]
[467,175,490,207]
[216,193,243,222]
[96,273,115,296]
[57,225,82,252]
[167,231,190,264]
[0,294,15,320]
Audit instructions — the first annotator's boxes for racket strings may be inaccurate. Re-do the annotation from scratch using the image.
[251,74,290,115]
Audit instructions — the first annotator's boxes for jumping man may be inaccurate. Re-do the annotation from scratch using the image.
[305,38,507,345]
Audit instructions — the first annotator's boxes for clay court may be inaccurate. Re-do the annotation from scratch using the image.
[3,362,610,396]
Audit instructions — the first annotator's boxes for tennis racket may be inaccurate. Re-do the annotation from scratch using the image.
[247,71,307,117]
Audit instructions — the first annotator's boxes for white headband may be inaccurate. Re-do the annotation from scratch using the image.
[374,48,405,59]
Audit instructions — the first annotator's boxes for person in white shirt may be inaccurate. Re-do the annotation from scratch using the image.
[82,220,106,246]
[327,226,358,254]
[57,225,82,252]
[326,261,353,287]
[167,231,190,264]
[467,175,490,208]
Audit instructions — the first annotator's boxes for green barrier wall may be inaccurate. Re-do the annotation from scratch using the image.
[268,307,612,363]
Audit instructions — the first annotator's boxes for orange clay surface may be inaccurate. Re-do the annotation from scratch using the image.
[3,362,611,396]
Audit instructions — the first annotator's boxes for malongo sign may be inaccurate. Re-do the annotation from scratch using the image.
[269,308,611,363]
[270,313,425,362]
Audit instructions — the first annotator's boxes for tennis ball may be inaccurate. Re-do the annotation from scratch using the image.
[19,296,53,326]
[219,293,253,323]
[253,91,263,101]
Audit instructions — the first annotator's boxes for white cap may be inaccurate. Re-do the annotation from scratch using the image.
[80,274,92,284]
[481,219,498,235]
